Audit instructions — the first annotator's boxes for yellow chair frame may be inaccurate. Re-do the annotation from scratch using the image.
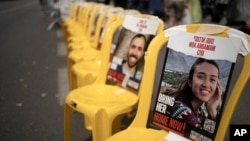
[67,7,124,90]
[70,9,141,90]
[105,24,250,141]
[64,14,165,141]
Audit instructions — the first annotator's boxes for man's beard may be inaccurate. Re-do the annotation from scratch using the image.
[127,54,138,68]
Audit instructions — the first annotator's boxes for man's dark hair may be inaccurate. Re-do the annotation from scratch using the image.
[130,34,148,51]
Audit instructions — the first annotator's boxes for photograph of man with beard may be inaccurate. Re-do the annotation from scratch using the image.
[107,33,148,90]
[116,34,146,79]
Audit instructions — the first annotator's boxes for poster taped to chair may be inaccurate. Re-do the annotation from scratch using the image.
[106,28,154,92]
[148,31,238,141]
[106,15,159,92]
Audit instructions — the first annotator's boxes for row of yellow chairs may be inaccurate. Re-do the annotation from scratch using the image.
[61,1,250,141]
[61,1,165,141]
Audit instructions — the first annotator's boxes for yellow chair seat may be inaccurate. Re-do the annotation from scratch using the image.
[106,128,167,141]
[66,84,138,110]
[66,25,84,35]
[68,48,101,62]
[72,60,101,88]
[67,40,95,52]
[65,84,139,141]
[73,61,101,76]
[67,49,101,89]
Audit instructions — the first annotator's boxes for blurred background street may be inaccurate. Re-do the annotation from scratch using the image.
[0,0,249,141]
[0,0,91,140]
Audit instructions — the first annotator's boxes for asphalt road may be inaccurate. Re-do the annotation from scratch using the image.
[0,0,91,141]
[0,0,249,141]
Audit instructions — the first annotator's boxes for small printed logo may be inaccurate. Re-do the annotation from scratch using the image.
[230,124,250,140]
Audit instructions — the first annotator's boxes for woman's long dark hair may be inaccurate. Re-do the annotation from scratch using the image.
[169,58,220,104]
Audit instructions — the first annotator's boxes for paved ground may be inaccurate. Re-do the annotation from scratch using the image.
[0,1,91,140]
[0,0,249,141]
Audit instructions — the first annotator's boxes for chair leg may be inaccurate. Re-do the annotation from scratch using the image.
[67,58,74,90]
[83,115,92,131]
[91,109,112,141]
[64,104,73,141]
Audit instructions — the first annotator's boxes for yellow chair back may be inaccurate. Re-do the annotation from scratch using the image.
[105,24,250,141]
[64,13,165,141]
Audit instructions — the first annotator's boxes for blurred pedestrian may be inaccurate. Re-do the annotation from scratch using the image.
[136,0,149,14]
[163,0,187,27]
[113,0,128,9]
[148,0,166,21]
[188,0,202,23]
[164,0,200,28]
[226,0,250,34]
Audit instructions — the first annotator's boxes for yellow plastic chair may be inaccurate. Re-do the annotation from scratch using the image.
[68,10,122,90]
[69,8,140,62]
[67,6,123,60]
[64,2,98,51]
[62,3,109,86]
[64,14,165,141]
[66,4,112,52]
[64,2,94,46]
[61,1,83,30]
[68,4,123,50]
[67,7,125,90]
[67,10,127,133]
[61,1,83,43]
[61,2,79,31]
[63,3,111,54]
[105,24,250,141]
[64,3,110,89]
[69,8,141,65]
[61,2,93,84]
[70,9,141,90]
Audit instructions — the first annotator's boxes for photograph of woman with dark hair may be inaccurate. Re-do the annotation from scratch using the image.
[167,58,222,129]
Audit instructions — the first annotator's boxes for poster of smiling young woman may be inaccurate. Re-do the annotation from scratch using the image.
[148,30,239,141]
